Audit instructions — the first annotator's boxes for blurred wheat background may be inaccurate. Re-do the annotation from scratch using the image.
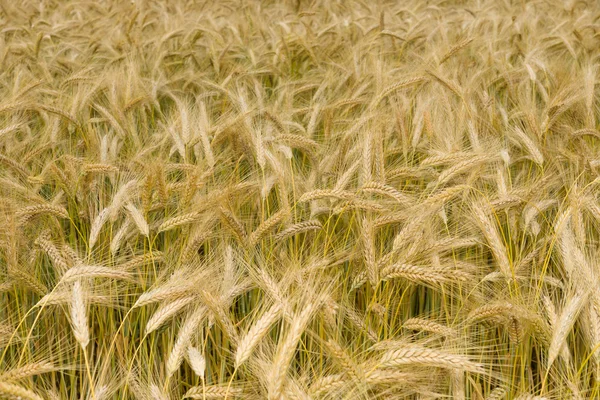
[0,0,599,398]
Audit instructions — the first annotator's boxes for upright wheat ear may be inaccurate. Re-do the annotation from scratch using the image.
[71,280,89,349]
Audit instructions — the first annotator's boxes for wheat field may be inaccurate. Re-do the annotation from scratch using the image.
[0,0,599,398]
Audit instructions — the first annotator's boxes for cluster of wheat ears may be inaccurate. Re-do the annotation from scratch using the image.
[0,0,599,399]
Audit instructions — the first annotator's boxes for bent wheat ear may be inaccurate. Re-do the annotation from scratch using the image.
[297,189,354,202]
[17,204,69,224]
[361,181,412,204]
[309,373,347,397]
[485,387,507,400]
[125,202,149,237]
[274,220,322,241]
[110,219,131,255]
[403,318,455,337]
[370,77,426,108]
[218,207,247,243]
[187,346,206,379]
[511,126,544,165]
[325,339,364,383]
[249,209,288,245]
[149,384,169,400]
[35,237,69,273]
[473,204,512,277]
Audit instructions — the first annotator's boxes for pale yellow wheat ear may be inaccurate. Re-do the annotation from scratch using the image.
[268,299,321,400]
[235,303,283,368]
[59,266,132,284]
[166,307,206,378]
[88,207,110,250]
[158,211,203,233]
[218,207,248,243]
[0,382,45,400]
[145,296,195,334]
[71,280,89,349]
[510,126,544,166]
[0,361,56,382]
[186,346,206,379]
[548,291,589,368]
[124,202,149,237]
[472,202,512,277]
[184,385,244,399]
[378,345,484,374]
[16,204,69,225]
[248,208,288,246]
[403,318,455,337]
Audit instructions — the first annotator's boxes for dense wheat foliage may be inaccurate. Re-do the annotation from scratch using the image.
[1,0,600,398]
